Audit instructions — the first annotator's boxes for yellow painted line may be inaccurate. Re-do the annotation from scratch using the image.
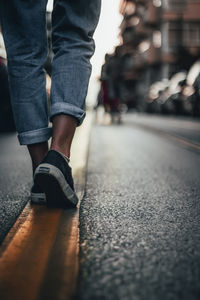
[165,133,200,153]
[38,209,79,300]
[0,206,62,300]
[0,111,94,300]
[133,122,200,154]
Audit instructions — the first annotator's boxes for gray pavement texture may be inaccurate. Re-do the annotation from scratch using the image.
[77,116,200,300]
[0,133,31,243]
[127,114,200,145]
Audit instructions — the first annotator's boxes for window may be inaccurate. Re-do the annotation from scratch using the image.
[183,22,200,47]
[153,0,161,7]
[153,31,162,48]
[163,0,187,11]
[168,22,182,49]
[125,2,136,15]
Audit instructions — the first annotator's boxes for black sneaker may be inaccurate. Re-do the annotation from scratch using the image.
[34,150,78,207]
[30,183,46,204]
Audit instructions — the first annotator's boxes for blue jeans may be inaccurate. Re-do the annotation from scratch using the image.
[0,0,101,145]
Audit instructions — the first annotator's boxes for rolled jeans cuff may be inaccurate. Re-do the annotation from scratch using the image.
[50,102,86,126]
[18,127,52,145]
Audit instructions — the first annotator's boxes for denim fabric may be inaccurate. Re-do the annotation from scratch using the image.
[0,0,101,145]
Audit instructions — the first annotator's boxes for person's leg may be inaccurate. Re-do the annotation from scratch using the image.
[34,0,101,207]
[28,142,49,174]
[49,0,101,156]
[51,115,77,158]
[0,0,50,173]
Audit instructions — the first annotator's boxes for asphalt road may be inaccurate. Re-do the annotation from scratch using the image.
[0,114,200,300]
[127,114,200,145]
[0,132,31,243]
[77,114,200,300]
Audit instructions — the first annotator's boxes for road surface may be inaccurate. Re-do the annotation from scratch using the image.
[0,113,200,300]
[77,113,200,300]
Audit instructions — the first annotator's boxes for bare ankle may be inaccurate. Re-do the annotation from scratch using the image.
[50,114,77,159]
[50,144,70,158]
[27,141,49,174]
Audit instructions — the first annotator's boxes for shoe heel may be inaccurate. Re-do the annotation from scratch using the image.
[38,166,50,174]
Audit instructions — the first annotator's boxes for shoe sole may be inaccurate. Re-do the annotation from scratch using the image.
[34,163,78,208]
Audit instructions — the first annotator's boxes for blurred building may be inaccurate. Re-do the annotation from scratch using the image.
[161,0,200,76]
[101,0,200,112]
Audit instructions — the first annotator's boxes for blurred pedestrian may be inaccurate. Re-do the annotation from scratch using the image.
[100,52,123,124]
[0,0,101,206]
[193,73,200,117]
[102,80,121,124]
